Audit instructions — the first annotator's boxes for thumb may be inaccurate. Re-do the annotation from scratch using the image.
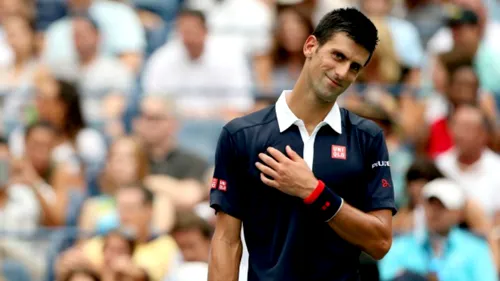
[286,145,301,161]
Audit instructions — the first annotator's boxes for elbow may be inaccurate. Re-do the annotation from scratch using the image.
[367,236,392,261]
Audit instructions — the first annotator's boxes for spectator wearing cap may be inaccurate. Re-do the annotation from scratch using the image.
[47,14,134,136]
[379,179,497,281]
[429,4,500,95]
[42,0,146,73]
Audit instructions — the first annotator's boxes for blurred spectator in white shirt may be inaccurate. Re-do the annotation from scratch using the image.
[0,15,39,135]
[142,9,253,119]
[436,104,500,221]
[43,0,146,73]
[48,14,134,133]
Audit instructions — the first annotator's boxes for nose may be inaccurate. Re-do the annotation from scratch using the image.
[335,61,351,80]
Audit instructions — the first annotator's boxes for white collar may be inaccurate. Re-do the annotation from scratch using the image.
[275,90,342,134]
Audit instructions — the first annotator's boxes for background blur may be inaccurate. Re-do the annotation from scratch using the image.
[0,0,499,280]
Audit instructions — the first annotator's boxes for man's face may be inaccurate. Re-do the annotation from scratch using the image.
[173,229,211,262]
[116,188,152,235]
[447,67,478,107]
[304,32,370,103]
[424,198,461,234]
[135,98,173,147]
[25,127,55,175]
[103,233,132,266]
[451,23,480,49]
[73,18,99,59]
[177,14,206,59]
[450,107,486,153]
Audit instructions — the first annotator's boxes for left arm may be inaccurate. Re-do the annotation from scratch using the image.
[256,132,396,260]
[328,206,392,260]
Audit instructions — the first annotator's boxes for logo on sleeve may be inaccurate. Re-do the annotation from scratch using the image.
[218,180,227,191]
[372,161,390,169]
[211,178,218,189]
[381,179,391,188]
[331,145,347,160]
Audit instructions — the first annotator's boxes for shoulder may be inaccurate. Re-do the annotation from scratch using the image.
[223,105,277,136]
[453,229,489,249]
[341,108,383,138]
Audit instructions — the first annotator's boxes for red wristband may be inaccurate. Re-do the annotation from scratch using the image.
[304,180,325,204]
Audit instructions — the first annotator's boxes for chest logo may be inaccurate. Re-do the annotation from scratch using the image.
[331,145,347,160]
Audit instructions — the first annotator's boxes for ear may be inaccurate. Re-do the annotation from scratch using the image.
[303,35,319,59]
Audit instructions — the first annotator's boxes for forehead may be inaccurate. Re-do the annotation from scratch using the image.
[319,32,371,66]
[141,98,168,115]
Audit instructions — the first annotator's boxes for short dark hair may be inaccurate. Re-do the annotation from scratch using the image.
[25,121,57,140]
[120,184,154,206]
[178,8,206,28]
[172,210,214,240]
[312,8,379,65]
[405,157,443,184]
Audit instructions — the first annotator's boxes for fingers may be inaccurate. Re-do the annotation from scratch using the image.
[285,145,301,161]
[255,162,279,179]
[260,173,279,188]
[258,153,280,170]
[267,147,289,163]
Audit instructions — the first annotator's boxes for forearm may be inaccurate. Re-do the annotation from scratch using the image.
[327,204,392,260]
[208,237,243,281]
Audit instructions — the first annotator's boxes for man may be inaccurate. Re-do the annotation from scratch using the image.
[209,8,396,281]
[135,96,212,210]
[60,185,179,281]
[43,0,145,73]
[435,104,500,220]
[48,14,134,131]
[142,9,253,119]
[379,178,497,281]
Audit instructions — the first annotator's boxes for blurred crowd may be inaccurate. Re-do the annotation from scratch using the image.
[0,0,499,280]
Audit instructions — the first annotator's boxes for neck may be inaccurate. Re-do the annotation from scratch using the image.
[288,72,335,129]
[149,140,175,161]
[14,52,30,67]
[79,52,97,66]
[457,150,482,166]
[0,189,7,208]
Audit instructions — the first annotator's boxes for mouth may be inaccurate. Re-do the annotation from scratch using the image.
[326,75,342,88]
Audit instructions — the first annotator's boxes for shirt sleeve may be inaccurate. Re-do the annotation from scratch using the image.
[364,131,397,215]
[209,127,245,220]
[472,239,498,281]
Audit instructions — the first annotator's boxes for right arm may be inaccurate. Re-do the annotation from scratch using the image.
[208,127,246,281]
[208,212,243,281]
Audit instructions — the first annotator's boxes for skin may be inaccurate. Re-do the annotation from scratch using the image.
[208,32,393,281]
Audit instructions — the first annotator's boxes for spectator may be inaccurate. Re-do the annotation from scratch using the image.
[48,14,134,132]
[0,15,39,135]
[135,96,212,210]
[63,269,100,281]
[43,0,146,73]
[142,9,253,119]
[435,104,500,220]
[432,5,500,95]
[392,157,444,235]
[79,136,175,234]
[80,185,179,281]
[0,137,47,280]
[254,6,313,95]
[425,65,497,158]
[379,179,497,281]
[170,211,212,263]
[360,0,424,85]
[11,77,107,172]
[56,230,140,281]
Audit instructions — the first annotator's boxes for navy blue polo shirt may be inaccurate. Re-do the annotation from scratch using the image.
[210,91,396,281]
